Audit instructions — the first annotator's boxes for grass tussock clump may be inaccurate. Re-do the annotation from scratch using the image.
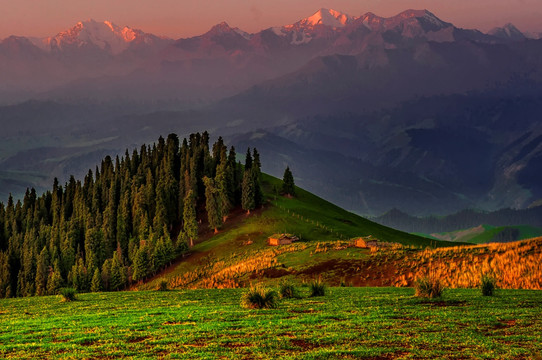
[480,273,497,296]
[309,278,326,297]
[242,287,278,309]
[414,274,444,298]
[157,280,169,291]
[60,287,77,302]
[279,282,299,299]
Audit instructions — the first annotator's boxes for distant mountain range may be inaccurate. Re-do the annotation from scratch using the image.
[1,8,539,103]
[1,8,542,218]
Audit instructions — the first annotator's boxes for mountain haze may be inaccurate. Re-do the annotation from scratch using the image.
[0,8,532,103]
[1,8,542,217]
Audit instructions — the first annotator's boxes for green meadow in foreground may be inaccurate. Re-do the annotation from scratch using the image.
[0,288,540,359]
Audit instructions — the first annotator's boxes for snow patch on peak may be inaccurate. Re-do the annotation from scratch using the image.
[299,8,352,28]
[489,23,525,40]
[47,20,149,54]
[290,31,312,45]
[271,27,286,37]
[233,28,252,40]
[420,10,448,27]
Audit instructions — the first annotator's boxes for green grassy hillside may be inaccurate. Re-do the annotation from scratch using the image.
[0,288,540,359]
[138,174,455,290]
[262,174,446,246]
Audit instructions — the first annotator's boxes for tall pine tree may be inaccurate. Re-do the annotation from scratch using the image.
[282,166,296,197]
[203,177,222,233]
[241,171,255,215]
[183,190,198,247]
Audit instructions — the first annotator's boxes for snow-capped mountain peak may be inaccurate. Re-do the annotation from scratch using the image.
[298,8,353,28]
[393,9,451,30]
[489,23,526,40]
[30,19,160,54]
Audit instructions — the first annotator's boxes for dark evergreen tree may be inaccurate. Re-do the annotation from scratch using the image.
[203,177,222,233]
[46,264,62,295]
[132,245,150,282]
[242,171,255,214]
[252,148,261,176]
[35,246,49,296]
[0,252,12,298]
[90,268,103,292]
[281,166,296,196]
[215,159,232,222]
[109,252,126,291]
[183,190,198,247]
[244,148,253,170]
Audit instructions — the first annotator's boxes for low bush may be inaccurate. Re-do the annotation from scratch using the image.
[309,278,326,297]
[242,287,278,309]
[414,274,444,298]
[60,287,77,302]
[157,280,169,291]
[279,282,299,299]
[480,273,497,296]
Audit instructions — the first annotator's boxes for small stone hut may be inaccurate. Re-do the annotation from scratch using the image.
[268,234,299,246]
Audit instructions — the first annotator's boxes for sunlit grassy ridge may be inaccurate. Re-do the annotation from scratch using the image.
[138,174,451,290]
[0,288,541,359]
[392,237,542,289]
[139,175,542,291]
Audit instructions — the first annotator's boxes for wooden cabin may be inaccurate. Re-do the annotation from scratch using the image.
[268,234,299,246]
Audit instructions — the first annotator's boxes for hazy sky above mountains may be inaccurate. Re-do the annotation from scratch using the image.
[1,0,541,39]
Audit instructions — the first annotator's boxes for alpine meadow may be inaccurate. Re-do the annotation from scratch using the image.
[1,2,542,359]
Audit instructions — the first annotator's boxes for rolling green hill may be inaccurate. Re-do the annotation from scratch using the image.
[138,174,456,290]
[0,132,455,299]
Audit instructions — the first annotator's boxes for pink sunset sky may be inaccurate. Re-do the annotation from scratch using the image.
[1,0,541,39]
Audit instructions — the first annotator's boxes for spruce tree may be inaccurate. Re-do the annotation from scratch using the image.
[132,245,149,282]
[203,177,222,233]
[242,171,255,214]
[47,270,62,295]
[101,259,112,291]
[109,253,125,291]
[90,268,103,292]
[35,246,49,296]
[252,148,261,176]
[183,190,198,247]
[163,232,175,265]
[252,167,263,207]
[215,160,232,222]
[244,148,253,170]
[0,252,11,298]
[281,166,296,196]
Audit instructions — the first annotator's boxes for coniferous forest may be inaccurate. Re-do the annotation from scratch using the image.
[0,132,262,298]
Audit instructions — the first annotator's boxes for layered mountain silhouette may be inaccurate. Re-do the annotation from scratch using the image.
[0,9,535,102]
[1,8,542,217]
